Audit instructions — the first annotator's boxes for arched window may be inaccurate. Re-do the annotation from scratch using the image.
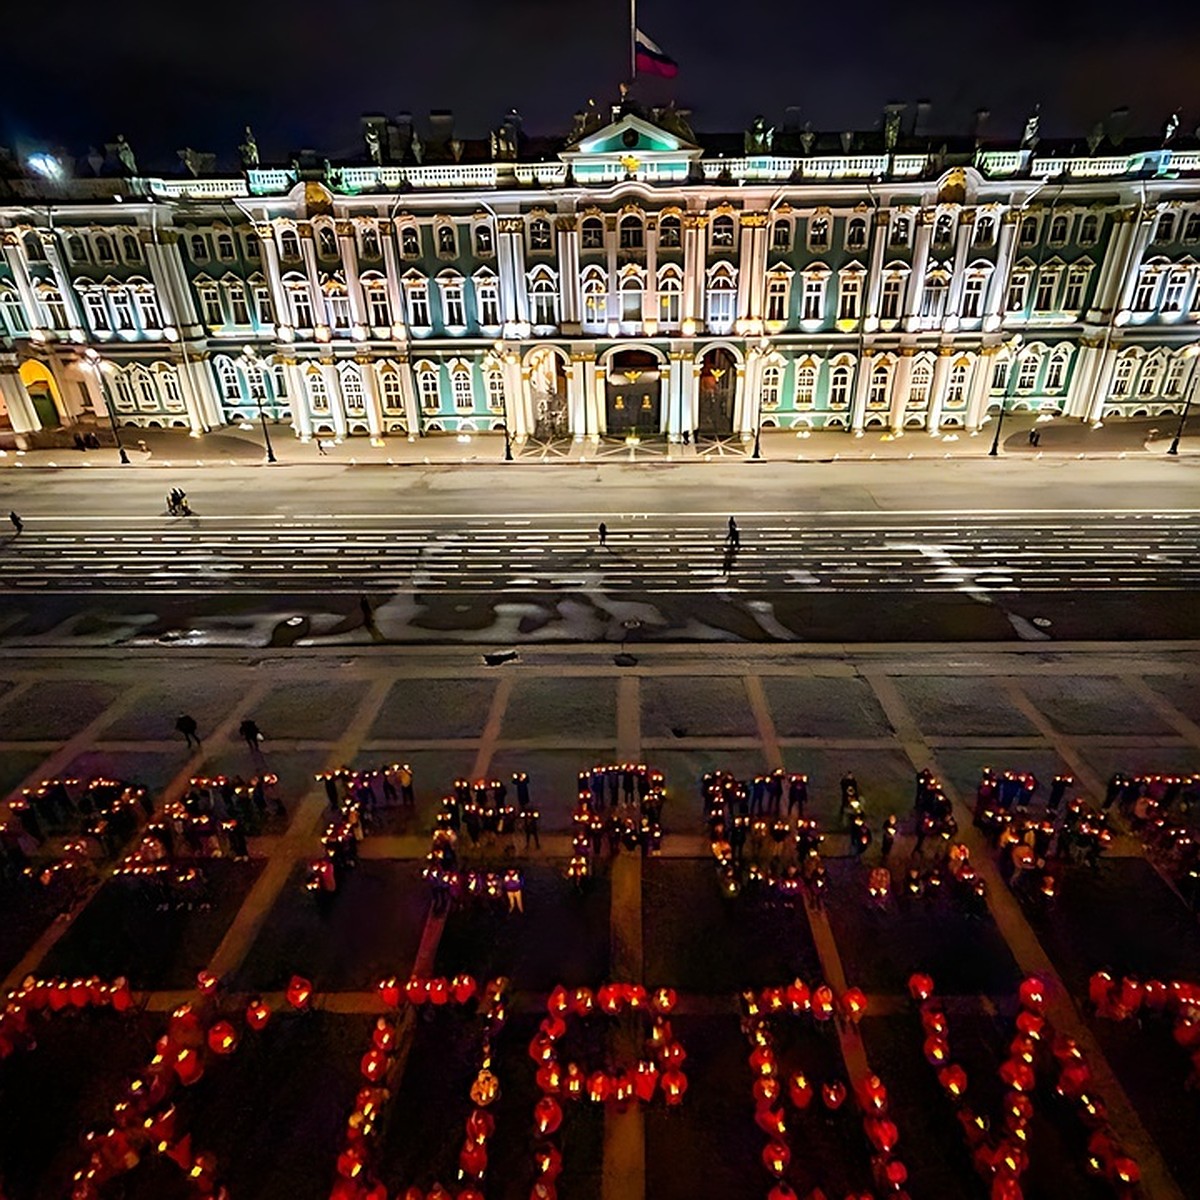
[920,273,949,320]
[400,226,420,258]
[974,215,996,246]
[846,218,867,251]
[437,224,457,256]
[157,365,184,412]
[474,224,494,256]
[581,268,607,331]
[932,214,954,249]
[94,235,115,264]
[908,362,933,407]
[890,216,910,246]
[659,214,681,248]
[131,365,159,410]
[24,232,46,261]
[38,285,68,329]
[306,368,329,413]
[1019,216,1039,246]
[0,287,30,335]
[360,228,380,259]
[279,229,301,260]
[416,364,440,411]
[485,367,505,412]
[67,235,89,263]
[711,214,735,248]
[618,272,643,323]
[772,220,792,251]
[706,264,736,330]
[215,357,241,402]
[619,214,644,249]
[1017,353,1040,391]
[868,363,890,408]
[362,276,391,328]
[794,363,816,407]
[581,217,605,249]
[122,234,141,262]
[828,364,851,408]
[216,231,237,261]
[340,364,365,413]
[450,364,474,411]
[378,367,404,412]
[1111,356,1135,397]
[807,216,829,250]
[1155,213,1176,244]
[761,365,782,408]
[1049,215,1070,245]
[82,289,111,332]
[286,280,314,328]
[1079,214,1100,246]
[946,360,970,405]
[658,266,682,328]
[528,219,551,252]
[317,227,337,258]
[528,269,559,327]
[1138,356,1164,396]
[1045,350,1070,392]
[189,233,209,262]
[473,271,500,327]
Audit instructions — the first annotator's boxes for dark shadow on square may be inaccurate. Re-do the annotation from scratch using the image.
[249,680,373,740]
[893,675,1039,737]
[1020,675,1176,736]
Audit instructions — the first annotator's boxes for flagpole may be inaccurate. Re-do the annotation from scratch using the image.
[630,0,637,81]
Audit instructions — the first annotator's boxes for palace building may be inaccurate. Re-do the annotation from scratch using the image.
[1,101,1199,447]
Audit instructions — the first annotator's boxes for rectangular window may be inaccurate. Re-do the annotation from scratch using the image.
[230,289,251,326]
[111,291,135,331]
[291,291,314,328]
[659,287,680,327]
[621,288,642,323]
[707,288,735,329]
[443,287,466,328]
[1062,273,1086,312]
[408,286,430,327]
[767,278,789,322]
[486,370,505,411]
[838,277,860,321]
[1133,275,1157,312]
[961,276,984,319]
[794,366,816,407]
[880,277,903,320]
[327,295,351,330]
[1161,274,1187,314]
[1017,356,1039,390]
[368,290,391,327]
[1006,275,1028,312]
[477,283,500,327]
[255,287,275,326]
[380,371,404,411]
[452,371,474,411]
[1035,274,1057,311]
[135,291,162,331]
[829,368,850,407]
[802,277,824,321]
[1164,358,1187,396]
[84,293,110,332]
[992,360,1009,391]
[419,371,440,411]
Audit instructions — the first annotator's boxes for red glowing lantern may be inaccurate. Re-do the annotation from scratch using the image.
[245,997,271,1031]
[921,1006,948,1036]
[529,1034,555,1064]
[110,978,133,1013]
[908,973,935,1002]
[762,1140,791,1176]
[856,1073,888,1113]
[69,979,90,1009]
[597,983,622,1014]
[534,1095,563,1135]
[1015,1010,1044,1039]
[787,1072,813,1110]
[163,1133,194,1170]
[286,975,313,1011]
[535,1143,563,1180]
[822,1080,847,1110]
[459,1138,487,1179]
[768,1185,798,1200]
[938,1064,968,1097]
[1005,1093,1035,1131]
[812,985,835,1021]
[465,1107,495,1144]
[172,1047,204,1086]
[405,978,428,1005]
[378,977,402,1008]
[336,1147,365,1180]
[206,1020,238,1056]
[1111,1155,1140,1185]
[169,1004,204,1048]
[196,970,220,996]
[372,1019,397,1052]
[883,1158,909,1189]
[536,1063,562,1095]
[633,1061,659,1102]
[661,1040,687,1068]
[785,979,810,1012]
[865,1117,899,1153]
[428,977,450,1006]
[754,1077,781,1108]
[547,986,569,1015]
[626,983,648,1009]
[1017,977,1046,1013]
[587,1071,612,1103]
[999,1058,1035,1093]
[571,988,595,1016]
[840,987,868,1022]
[360,1048,388,1083]
[451,974,478,1005]
[661,1068,688,1106]
[924,1035,950,1065]
[749,1044,777,1077]
[755,1106,787,1137]
[651,987,677,1014]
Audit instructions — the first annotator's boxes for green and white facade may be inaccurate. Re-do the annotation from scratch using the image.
[2,106,1200,445]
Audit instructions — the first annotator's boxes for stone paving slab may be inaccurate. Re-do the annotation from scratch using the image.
[823,859,1023,995]
[502,674,617,743]
[99,676,253,741]
[247,679,375,740]
[648,748,769,807]
[0,680,120,740]
[0,1011,161,1200]
[1143,674,1200,726]
[38,859,263,989]
[1019,675,1179,736]
[893,674,1041,737]
[231,860,428,991]
[640,676,759,740]
[933,747,1076,805]
[1071,744,1199,784]
[368,676,496,741]
[434,861,611,991]
[762,674,895,738]
[643,860,821,993]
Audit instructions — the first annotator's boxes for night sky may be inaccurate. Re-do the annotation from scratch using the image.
[6,0,1200,169]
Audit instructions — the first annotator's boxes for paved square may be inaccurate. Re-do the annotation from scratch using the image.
[763,674,895,738]
[368,676,496,741]
[641,676,760,739]
[893,674,1040,736]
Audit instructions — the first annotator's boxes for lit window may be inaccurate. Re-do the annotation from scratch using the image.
[110,289,135,331]
[880,276,903,320]
[379,369,404,411]
[582,271,607,331]
[619,216,644,249]
[838,274,861,321]
[341,366,365,412]
[254,286,275,326]
[1111,358,1134,396]
[306,370,329,413]
[366,286,391,328]
[95,235,116,264]
[1161,272,1188,313]
[845,218,866,251]
[216,232,237,261]
[437,224,457,256]
[452,367,474,411]
[528,219,552,252]
[961,276,984,319]
[1079,215,1100,246]
[1138,359,1163,396]
[932,214,954,249]
[619,274,642,323]
[1035,271,1058,311]
[920,275,948,320]
[946,362,968,405]
[707,268,736,329]
[658,269,682,327]
[794,365,816,407]
[418,368,440,411]
[1017,355,1039,391]
[808,217,829,251]
[828,365,850,408]
[581,218,604,249]
[767,276,789,322]
[485,369,505,411]
[441,280,466,328]
[317,227,337,258]
[711,215,735,247]
[406,279,430,327]
[908,363,932,407]
[760,365,782,408]
[474,225,494,256]
[1045,353,1068,391]
[280,229,301,260]
[974,216,996,247]
[228,283,251,326]
[659,215,681,248]
[530,272,559,326]
[401,227,421,258]
[1133,271,1158,312]
[290,288,314,328]
[890,216,910,246]
[867,364,889,408]
[200,287,224,326]
[475,276,500,327]
[1062,268,1088,312]
[802,275,825,321]
[1006,274,1029,312]
[772,220,791,251]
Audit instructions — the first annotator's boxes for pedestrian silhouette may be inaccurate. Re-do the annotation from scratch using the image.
[598,522,607,547]
[175,713,201,750]
[239,718,261,751]
[727,517,740,548]
[8,511,23,534]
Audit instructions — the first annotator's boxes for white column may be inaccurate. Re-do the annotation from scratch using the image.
[320,361,346,439]
[505,355,529,438]
[590,359,607,435]
[42,237,86,334]
[944,214,975,327]
[381,227,407,335]
[984,212,1018,326]
[644,221,658,330]
[0,357,39,433]
[359,358,384,438]
[605,217,619,324]
[1114,216,1156,316]
[557,218,581,331]
[497,218,528,330]
[567,354,587,435]
[398,356,421,434]
[965,350,994,432]
[889,353,914,431]
[736,358,756,436]
[903,211,933,329]
[850,352,873,433]
[684,357,700,434]
[337,224,368,329]
[1064,341,1101,420]
[2,237,47,335]
[863,211,889,328]
[682,215,703,328]
[284,359,312,439]
[926,348,953,432]
[299,228,328,335]
[155,232,203,333]
[1087,346,1118,423]
[180,351,221,432]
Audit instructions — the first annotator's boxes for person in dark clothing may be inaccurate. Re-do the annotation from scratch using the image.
[175,713,201,750]
[598,522,607,547]
[239,719,262,751]
[9,511,23,534]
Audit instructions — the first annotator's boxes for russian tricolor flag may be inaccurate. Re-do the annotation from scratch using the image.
[635,29,678,78]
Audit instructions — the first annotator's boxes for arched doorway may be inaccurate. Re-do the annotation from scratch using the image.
[698,348,736,435]
[605,349,661,435]
[18,360,64,429]
[527,347,568,440]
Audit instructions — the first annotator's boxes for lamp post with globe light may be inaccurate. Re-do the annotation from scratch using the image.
[240,345,277,463]
[1167,343,1200,456]
[82,349,129,464]
[988,333,1023,457]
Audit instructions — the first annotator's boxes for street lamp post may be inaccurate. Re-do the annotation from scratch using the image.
[83,349,130,464]
[499,422,514,462]
[241,346,277,464]
[988,335,1023,458]
[1167,345,1200,456]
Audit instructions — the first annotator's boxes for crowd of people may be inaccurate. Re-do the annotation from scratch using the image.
[1108,772,1200,907]
[566,763,667,885]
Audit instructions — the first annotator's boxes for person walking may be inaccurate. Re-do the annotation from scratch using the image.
[8,511,23,535]
[239,719,262,752]
[175,713,201,750]
[727,517,740,548]
[598,521,607,547]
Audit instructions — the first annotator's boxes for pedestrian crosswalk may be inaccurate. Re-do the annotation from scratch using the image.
[2,512,1199,594]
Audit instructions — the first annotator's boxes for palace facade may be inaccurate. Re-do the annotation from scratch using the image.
[2,102,1199,446]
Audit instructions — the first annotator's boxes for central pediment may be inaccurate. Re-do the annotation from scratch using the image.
[564,114,699,158]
